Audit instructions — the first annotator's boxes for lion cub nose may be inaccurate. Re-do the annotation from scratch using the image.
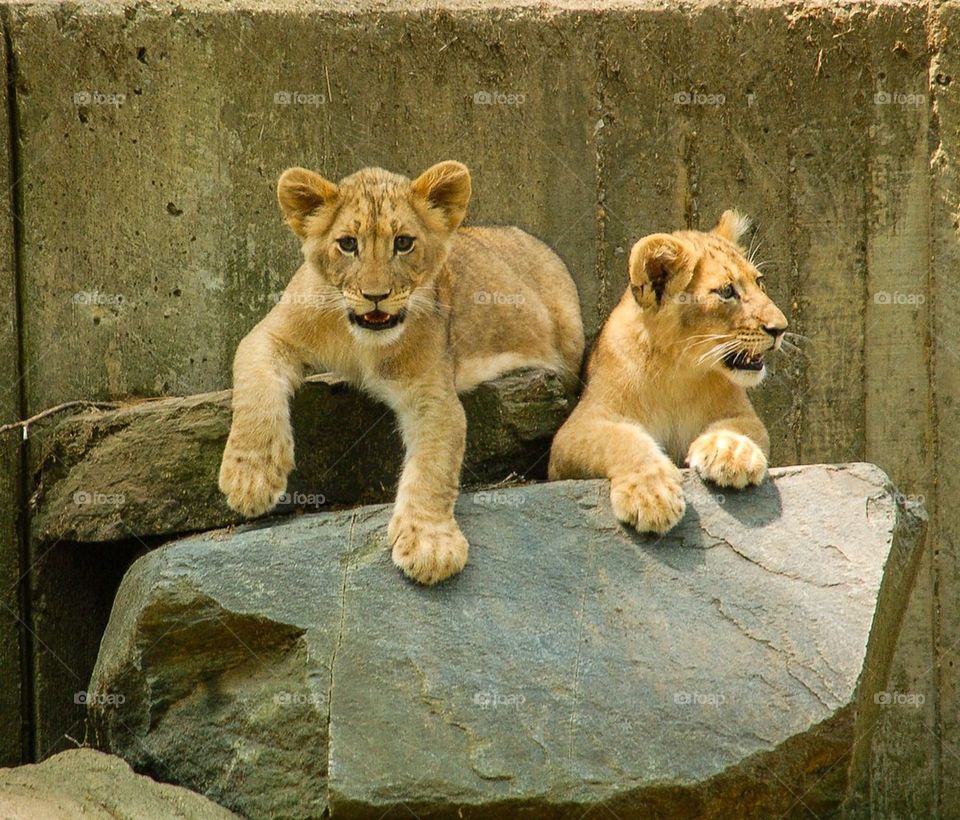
[763,324,786,339]
[361,290,391,303]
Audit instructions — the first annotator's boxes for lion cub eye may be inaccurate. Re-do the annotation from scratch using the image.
[336,236,358,255]
[715,283,738,301]
[394,235,415,254]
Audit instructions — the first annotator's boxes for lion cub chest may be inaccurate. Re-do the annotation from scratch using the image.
[643,409,709,465]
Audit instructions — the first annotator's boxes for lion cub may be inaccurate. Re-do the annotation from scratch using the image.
[219,161,584,584]
[549,211,787,534]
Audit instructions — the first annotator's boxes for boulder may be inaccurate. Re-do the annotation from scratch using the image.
[0,749,236,818]
[87,464,925,818]
[29,369,568,543]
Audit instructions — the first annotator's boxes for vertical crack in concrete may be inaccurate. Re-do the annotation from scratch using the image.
[925,12,948,814]
[0,4,35,764]
[592,22,609,333]
[860,21,872,471]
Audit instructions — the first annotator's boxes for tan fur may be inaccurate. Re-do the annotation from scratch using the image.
[219,161,584,584]
[548,211,787,534]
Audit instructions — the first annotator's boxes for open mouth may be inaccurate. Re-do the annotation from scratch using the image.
[722,350,765,372]
[349,308,405,332]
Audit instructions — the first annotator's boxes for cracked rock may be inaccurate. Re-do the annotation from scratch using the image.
[87,464,925,818]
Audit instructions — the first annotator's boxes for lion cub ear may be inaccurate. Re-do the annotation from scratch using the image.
[277,167,340,239]
[628,234,698,310]
[411,161,472,230]
[711,209,751,246]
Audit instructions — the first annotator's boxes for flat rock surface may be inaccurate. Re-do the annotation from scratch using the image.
[88,464,925,818]
[0,749,237,819]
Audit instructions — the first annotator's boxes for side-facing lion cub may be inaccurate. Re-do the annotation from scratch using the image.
[220,161,584,584]
[548,211,787,534]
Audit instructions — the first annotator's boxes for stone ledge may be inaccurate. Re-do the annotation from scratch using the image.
[28,368,569,544]
[0,749,237,819]
[87,464,926,818]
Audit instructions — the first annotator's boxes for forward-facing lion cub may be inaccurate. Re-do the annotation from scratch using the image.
[549,211,787,534]
[219,161,584,584]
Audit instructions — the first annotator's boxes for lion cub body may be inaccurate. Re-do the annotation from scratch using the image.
[220,162,583,584]
[549,212,787,534]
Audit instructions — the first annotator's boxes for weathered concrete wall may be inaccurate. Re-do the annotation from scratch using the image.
[0,20,23,767]
[930,2,960,815]
[0,0,953,814]
[9,0,599,409]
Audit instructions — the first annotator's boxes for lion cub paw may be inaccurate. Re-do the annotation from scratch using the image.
[610,461,686,535]
[687,431,767,489]
[218,438,293,518]
[389,512,469,586]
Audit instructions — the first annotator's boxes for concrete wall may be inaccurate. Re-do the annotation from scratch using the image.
[0,0,954,813]
[0,19,24,766]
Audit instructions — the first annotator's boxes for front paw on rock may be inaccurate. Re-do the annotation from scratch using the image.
[218,445,291,518]
[687,431,767,489]
[389,513,469,585]
[609,462,686,535]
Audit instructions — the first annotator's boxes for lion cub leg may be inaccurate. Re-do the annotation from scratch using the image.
[382,377,470,585]
[219,327,303,516]
[549,404,686,534]
[687,412,769,489]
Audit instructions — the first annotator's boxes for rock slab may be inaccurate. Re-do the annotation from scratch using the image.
[29,369,568,544]
[88,464,925,818]
[0,749,237,819]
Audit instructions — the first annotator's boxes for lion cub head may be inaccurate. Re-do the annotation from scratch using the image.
[276,161,472,344]
[628,211,788,387]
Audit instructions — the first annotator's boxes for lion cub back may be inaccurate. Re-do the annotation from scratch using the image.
[446,226,584,393]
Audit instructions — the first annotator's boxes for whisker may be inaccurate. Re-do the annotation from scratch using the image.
[696,339,740,368]
[678,333,735,359]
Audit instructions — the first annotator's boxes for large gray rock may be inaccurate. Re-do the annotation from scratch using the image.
[87,464,925,818]
[0,749,237,819]
[29,368,568,543]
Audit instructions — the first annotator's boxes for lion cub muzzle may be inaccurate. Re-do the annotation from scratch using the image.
[346,290,408,332]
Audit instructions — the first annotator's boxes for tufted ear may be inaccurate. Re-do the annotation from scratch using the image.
[277,167,340,239]
[411,161,472,230]
[628,234,699,310]
[711,209,751,245]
